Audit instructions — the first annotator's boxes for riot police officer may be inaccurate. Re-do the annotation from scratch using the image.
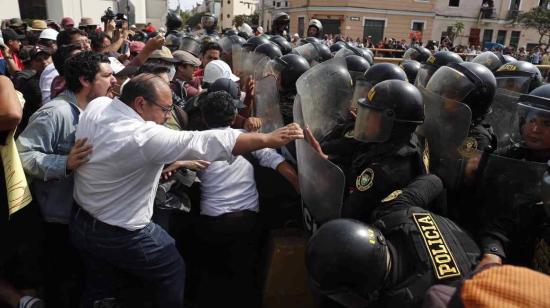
[306,174,480,308]
[271,12,290,40]
[400,60,421,84]
[243,35,270,52]
[254,42,283,59]
[345,55,370,83]
[469,85,550,274]
[415,51,463,87]
[402,45,432,63]
[307,19,323,38]
[201,13,219,36]
[494,60,544,93]
[306,80,427,221]
[471,50,515,72]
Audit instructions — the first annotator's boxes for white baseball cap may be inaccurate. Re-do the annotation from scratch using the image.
[203,60,239,84]
[39,28,58,41]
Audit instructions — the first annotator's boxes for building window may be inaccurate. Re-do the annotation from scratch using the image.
[298,17,305,37]
[227,14,231,18]
[285,1,288,6]
[227,0,230,3]
[364,19,385,45]
[276,2,280,7]
[496,30,507,44]
[412,22,424,32]
[18,0,47,19]
[449,0,460,7]
[482,29,493,44]
[273,1,275,6]
[510,31,520,47]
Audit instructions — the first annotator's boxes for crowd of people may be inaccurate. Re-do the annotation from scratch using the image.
[0,8,549,308]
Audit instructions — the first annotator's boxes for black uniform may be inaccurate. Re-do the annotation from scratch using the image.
[369,189,480,307]
[478,145,549,272]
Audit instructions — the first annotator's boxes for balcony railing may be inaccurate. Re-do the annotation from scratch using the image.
[507,9,520,22]
[480,6,496,19]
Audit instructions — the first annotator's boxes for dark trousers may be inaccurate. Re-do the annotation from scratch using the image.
[196,210,260,308]
[69,205,185,308]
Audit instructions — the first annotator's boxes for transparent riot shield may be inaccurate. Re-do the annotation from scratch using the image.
[253,55,271,81]
[351,78,373,111]
[296,57,354,141]
[232,44,243,75]
[294,96,346,225]
[254,75,284,133]
[416,87,473,188]
[485,88,520,148]
[476,153,546,215]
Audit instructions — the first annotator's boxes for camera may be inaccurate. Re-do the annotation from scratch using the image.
[115,13,128,29]
[100,7,116,23]
[101,7,127,28]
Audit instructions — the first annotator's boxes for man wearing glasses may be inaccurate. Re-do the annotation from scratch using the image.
[70,73,304,307]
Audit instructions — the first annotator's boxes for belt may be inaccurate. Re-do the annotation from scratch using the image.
[202,210,257,220]
[72,203,130,233]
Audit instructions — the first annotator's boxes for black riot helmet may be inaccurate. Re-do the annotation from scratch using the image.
[415,51,463,87]
[306,219,390,307]
[345,55,371,82]
[224,28,238,36]
[242,35,270,52]
[165,32,183,52]
[254,42,282,59]
[354,80,424,143]
[514,85,550,150]
[180,36,202,57]
[201,13,217,32]
[237,31,250,40]
[494,60,544,94]
[266,54,310,91]
[165,10,183,32]
[400,60,421,84]
[313,42,332,62]
[426,62,497,120]
[471,51,510,72]
[334,45,373,66]
[301,36,321,45]
[402,46,432,63]
[330,42,346,54]
[269,35,292,55]
[364,63,408,86]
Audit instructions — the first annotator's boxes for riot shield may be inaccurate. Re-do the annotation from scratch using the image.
[416,87,473,188]
[351,78,372,111]
[476,153,546,216]
[232,44,243,75]
[294,97,346,225]
[254,75,284,133]
[485,88,520,148]
[495,76,531,94]
[253,55,271,81]
[296,57,353,141]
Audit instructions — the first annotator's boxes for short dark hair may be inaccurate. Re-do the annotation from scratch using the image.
[64,51,110,93]
[201,42,222,55]
[201,91,237,128]
[52,44,82,76]
[57,28,87,46]
[90,32,112,51]
[119,73,167,105]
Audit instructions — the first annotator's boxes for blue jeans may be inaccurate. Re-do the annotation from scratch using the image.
[69,206,185,308]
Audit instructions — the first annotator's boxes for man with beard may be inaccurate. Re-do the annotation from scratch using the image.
[16,51,116,307]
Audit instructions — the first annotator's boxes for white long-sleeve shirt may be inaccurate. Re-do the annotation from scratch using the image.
[74,97,241,230]
[39,63,58,104]
[198,127,285,217]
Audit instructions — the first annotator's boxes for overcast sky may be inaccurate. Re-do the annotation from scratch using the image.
[178,0,201,11]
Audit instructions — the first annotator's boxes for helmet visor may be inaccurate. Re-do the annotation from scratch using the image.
[414,65,436,88]
[201,16,215,27]
[426,66,476,102]
[351,78,373,110]
[496,76,531,94]
[515,102,550,150]
[354,100,395,143]
[334,48,355,58]
[403,48,419,61]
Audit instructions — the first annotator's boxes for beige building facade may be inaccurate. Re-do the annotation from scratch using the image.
[220,0,259,29]
[283,0,546,48]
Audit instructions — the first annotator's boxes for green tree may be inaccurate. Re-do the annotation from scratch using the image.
[519,7,550,44]
[448,22,465,44]
[233,13,259,27]
[186,12,205,30]
[179,10,192,27]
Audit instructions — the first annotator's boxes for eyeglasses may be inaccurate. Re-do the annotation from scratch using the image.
[145,98,174,115]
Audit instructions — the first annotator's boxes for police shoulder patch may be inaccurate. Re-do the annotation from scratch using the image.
[382,190,402,203]
[412,213,462,280]
[356,168,374,192]
[458,137,478,158]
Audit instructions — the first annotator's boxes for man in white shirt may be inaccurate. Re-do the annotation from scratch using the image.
[191,91,299,307]
[70,73,304,308]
